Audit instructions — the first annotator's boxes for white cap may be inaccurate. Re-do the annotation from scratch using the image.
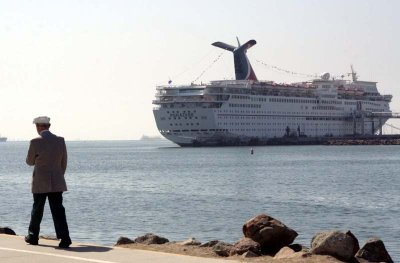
[33,116,51,124]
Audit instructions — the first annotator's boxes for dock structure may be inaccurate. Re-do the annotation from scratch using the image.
[350,111,400,136]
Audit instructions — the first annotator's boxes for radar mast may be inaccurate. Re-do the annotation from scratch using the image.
[350,65,358,82]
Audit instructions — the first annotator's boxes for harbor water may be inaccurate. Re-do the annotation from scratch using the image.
[0,140,399,260]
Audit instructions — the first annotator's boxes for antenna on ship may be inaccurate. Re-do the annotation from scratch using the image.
[350,65,358,82]
[236,36,241,46]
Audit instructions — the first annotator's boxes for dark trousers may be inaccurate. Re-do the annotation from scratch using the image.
[28,192,70,240]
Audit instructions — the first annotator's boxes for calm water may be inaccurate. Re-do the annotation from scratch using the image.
[0,140,399,260]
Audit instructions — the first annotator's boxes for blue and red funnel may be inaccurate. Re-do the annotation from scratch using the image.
[212,39,257,81]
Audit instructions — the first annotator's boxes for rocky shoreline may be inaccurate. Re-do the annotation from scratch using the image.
[324,138,400,145]
[115,214,393,263]
[1,214,394,263]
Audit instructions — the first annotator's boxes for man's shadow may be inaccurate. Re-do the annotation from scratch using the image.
[39,244,113,253]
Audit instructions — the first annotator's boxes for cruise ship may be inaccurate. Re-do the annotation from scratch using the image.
[152,39,392,146]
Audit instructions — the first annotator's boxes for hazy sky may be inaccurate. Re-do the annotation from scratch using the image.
[1,0,399,140]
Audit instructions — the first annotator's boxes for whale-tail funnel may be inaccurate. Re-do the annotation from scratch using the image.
[212,39,257,81]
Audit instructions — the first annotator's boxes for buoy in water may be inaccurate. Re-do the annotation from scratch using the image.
[250,148,254,155]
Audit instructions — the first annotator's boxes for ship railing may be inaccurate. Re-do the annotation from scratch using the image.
[210,80,253,85]
[153,97,227,104]
[203,91,317,99]
[366,112,399,118]
[204,86,316,97]
[156,84,207,90]
[155,92,204,97]
[345,111,400,120]
[338,94,390,102]
[208,82,254,89]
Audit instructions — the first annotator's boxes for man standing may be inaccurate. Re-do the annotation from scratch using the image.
[25,116,72,248]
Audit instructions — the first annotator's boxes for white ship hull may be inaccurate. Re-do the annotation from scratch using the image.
[153,93,390,146]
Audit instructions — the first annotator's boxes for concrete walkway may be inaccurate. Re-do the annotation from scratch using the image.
[0,234,238,263]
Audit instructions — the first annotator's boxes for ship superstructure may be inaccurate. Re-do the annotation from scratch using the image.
[152,39,392,146]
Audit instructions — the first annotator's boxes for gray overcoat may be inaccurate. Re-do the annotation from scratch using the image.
[26,131,68,194]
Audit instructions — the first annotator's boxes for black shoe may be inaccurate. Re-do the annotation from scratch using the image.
[25,235,38,245]
[59,238,72,248]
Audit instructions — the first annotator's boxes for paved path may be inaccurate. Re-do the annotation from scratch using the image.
[0,234,238,263]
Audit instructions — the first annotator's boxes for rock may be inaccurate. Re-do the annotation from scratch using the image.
[274,246,296,259]
[230,237,261,256]
[0,227,16,235]
[355,238,393,263]
[199,240,219,247]
[134,233,169,245]
[346,230,360,255]
[288,243,308,252]
[242,250,259,258]
[179,237,201,246]
[310,230,359,261]
[297,251,312,258]
[274,246,312,259]
[115,236,135,245]
[212,241,233,257]
[242,214,298,253]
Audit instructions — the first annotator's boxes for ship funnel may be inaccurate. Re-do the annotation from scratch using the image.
[212,39,258,81]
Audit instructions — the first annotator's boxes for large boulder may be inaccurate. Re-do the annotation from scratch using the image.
[355,238,393,263]
[134,233,169,245]
[0,227,16,235]
[242,214,298,253]
[230,237,261,256]
[310,230,359,261]
[212,242,233,257]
